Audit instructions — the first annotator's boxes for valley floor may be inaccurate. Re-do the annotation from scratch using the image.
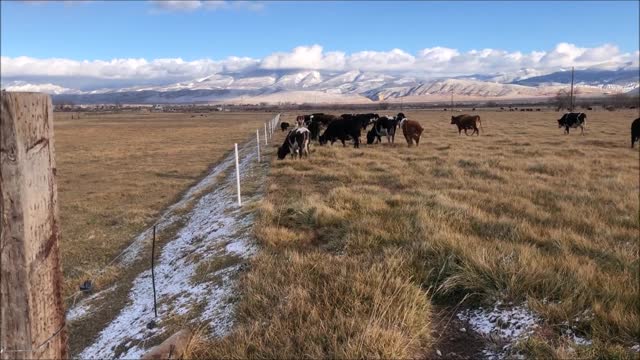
[193,109,639,359]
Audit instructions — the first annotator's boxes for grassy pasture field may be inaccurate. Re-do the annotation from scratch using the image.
[193,109,639,358]
[54,111,272,297]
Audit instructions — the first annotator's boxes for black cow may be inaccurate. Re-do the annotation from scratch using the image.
[278,127,311,159]
[340,113,379,130]
[319,115,375,148]
[308,120,321,141]
[308,113,335,126]
[280,122,290,132]
[558,113,587,135]
[631,118,640,148]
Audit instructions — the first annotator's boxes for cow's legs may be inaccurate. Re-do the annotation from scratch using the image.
[415,135,420,147]
[565,126,570,134]
[580,125,584,136]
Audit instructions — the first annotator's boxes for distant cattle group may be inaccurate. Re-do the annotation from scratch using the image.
[276,108,639,160]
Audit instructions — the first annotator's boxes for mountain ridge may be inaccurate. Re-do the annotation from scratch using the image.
[4,67,638,104]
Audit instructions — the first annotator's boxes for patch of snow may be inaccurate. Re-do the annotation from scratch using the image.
[457,301,540,359]
[563,328,592,347]
[631,344,640,352]
[457,302,540,340]
[71,122,272,359]
[2,81,80,94]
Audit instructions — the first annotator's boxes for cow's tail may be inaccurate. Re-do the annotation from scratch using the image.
[477,116,484,132]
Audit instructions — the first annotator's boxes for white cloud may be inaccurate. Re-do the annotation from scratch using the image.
[1,43,637,91]
[149,0,263,12]
[151,0,203,11]
[261,45,346,70]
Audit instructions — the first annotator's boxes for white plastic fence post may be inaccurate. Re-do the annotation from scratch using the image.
[256,130,261,163]
[264,123,268,144]
[234,143,241,207]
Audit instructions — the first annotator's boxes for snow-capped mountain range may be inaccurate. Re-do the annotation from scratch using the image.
[3,67,639,104]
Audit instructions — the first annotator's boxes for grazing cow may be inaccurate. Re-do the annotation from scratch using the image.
[308,120,321,141]
[451,114,482,136]
[631,118,640,148]
[558,113,587,135]
[319,115,374,148]
[280,122,290,132]
[278,127,310,159]
[366,127,377,145]
[399,118,424,147]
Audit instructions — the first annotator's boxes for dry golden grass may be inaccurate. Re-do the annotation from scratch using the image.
[54,111,272,296]
[195,109,639,358]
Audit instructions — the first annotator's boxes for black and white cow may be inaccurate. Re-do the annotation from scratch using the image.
[278,127,311,159]
[558,112,587,135]
[366,116,399,144]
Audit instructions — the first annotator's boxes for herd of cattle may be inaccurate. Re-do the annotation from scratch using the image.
[276,111,640,159]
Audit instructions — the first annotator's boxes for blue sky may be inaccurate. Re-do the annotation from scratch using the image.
[1,1,638,92]
[1,1,638,60]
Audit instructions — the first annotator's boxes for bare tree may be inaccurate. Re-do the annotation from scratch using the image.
[553,90,571,111]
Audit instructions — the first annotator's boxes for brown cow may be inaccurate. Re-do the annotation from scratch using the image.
[451,114,482,136]
[400,118,424,147]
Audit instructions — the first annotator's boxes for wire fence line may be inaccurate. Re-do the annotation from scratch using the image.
[62,112,280,312]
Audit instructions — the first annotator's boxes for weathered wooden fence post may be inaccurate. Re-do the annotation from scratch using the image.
[1,92,68,359]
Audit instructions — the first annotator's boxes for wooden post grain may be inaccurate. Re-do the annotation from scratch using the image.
[1,92,68,359]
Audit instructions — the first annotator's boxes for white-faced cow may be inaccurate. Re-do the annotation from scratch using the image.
[278,127,310,159]
[558,113,587,135]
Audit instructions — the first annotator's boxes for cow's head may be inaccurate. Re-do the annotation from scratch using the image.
[557,119,564,128]
[366,129,376,144]
[396,113,406,121]
[277,145,290,160]
[451,116,458,124]
[318,134,327,145]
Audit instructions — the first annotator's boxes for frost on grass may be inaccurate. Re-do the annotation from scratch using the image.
[69,139,264,359]
[457,301,540,359]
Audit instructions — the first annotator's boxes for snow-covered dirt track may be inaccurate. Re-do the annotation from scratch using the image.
[66,136,268,359]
